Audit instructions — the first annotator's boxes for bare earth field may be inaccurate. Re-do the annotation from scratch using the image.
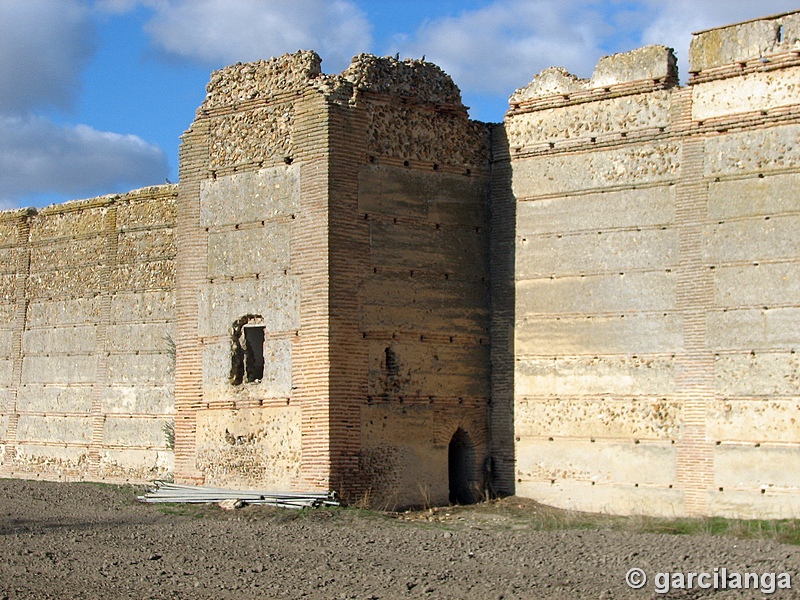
[0,478,798,599]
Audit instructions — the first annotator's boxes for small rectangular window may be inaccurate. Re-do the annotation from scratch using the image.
[243,325,265,382]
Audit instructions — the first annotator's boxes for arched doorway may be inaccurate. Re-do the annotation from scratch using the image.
[448,428,477,504]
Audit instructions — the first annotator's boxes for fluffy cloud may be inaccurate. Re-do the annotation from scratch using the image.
[0,0,169,208]
[141,0,372,73]
[0,0,96,114]
[0,115,169,206]
[388,0,800,100]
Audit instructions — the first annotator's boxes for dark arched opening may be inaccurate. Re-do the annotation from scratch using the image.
[448,428,477,505]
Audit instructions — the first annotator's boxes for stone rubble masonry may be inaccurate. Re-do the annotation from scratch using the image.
[2,11,800,518]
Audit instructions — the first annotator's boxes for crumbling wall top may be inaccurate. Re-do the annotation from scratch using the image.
[689,10,800,73]
[510,45,677,104]
[341,54,463,105]
[203,50,323,110]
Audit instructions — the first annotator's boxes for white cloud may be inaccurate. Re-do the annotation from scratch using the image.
[0,0,172,208]
[141,0,372,73]
[0,115,169,206]
[0,0,96,114]
[386,1,619,96]
[388,0,800,99]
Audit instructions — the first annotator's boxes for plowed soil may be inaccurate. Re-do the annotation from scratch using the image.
[0,478,798,599]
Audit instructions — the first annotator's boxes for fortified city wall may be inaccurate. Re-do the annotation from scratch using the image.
[0,10,799,518]
[506,11,800,518]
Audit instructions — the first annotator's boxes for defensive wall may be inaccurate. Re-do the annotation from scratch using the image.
[1,11,799,518]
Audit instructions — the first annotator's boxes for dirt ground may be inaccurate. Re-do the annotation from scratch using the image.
[0,478,798,599]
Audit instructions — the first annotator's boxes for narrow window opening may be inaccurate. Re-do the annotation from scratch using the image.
[778,24,784,43]
[230,315,264,385]
[385,346,398,378]
[244,325,265,382]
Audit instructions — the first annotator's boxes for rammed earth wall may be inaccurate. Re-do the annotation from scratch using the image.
[507,11,800,519]
[1,10,800,518]
[0,186,177,481]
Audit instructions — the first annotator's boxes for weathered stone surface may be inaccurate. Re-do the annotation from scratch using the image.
[10,445,91,477]
[516,480,684,517]
[506,91,671,149]
[0,359,12,387]
[98,448,173,480]
[715,445,800,489]
[714,262,800,307]
[195,406,301,490]
[365,103,489,166]
[707,489,800,519]
[517,439,677,485]
[715,352,800,397]
[0,303,15,326]
[705,125,800,177]
[516,396,680,439]
[704,214,800,263]
[516,313,683,355]
[27,297,102,327]
[590,45,677,88]
[16,384,93,413]
[708,398,800,443]
[708,174,800,221]
[370,221,487,275]
[22,326,97,355]
[0,329,13,358]
[30,237,105,271]
[117,229,175,263]
[29,204,109,241]
[209,103,295,169]
[516,355,677,397]
[343,54,462,105]
[110,260,175,291]
[510,67,588,103]
[512,142,680,198]
[367,340,490,398]
[116,191,177,230]
[708,308,800,351]
[689,13,800,72]
[21,355,96,385]
[16,415,92,444]
[200,165,299,228]
[207,223,290,279]
[27,266,104,299]
[693,68,800,121]
[106,323,174,353]
[104,417,170,448]
[517,272,675,315]
[358,165,487,220]
[517,230,678,276]
[203,50,321,109]
[197,278,300,337]
[106,354,172,386]
[101,386,173,415]
[110,291,174,323]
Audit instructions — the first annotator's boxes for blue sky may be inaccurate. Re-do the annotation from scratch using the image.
[1,0,798,209]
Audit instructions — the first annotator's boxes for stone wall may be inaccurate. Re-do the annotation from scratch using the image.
[0,186,177,481]
[506,10,800,518]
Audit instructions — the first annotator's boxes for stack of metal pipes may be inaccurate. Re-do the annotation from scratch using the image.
[138,481,339,509]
